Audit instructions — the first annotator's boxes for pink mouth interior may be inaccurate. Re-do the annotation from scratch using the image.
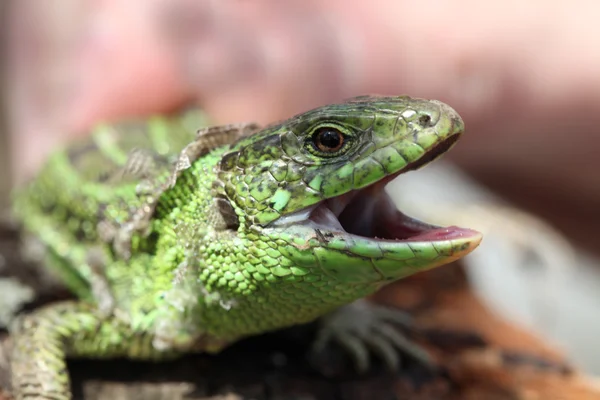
[275,135,479,243]
[400,226,481,242]
[307,183,478,243]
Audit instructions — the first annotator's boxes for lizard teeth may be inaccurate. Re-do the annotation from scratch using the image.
[323,191,359,217]
[308,203,346,232]
[270,206,315,227]
[268,202,346,232]
[267,199,348,232]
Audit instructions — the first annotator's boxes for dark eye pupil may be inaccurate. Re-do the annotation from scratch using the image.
[315,128,344,152]
[320,130,340,147]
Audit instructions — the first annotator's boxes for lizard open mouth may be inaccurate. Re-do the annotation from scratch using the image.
[272,135,475,242]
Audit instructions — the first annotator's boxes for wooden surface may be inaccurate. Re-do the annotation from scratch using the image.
[1,223,599,400]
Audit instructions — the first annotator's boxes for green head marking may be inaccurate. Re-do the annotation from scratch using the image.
[218,96,465,224]
[203,96,481,338]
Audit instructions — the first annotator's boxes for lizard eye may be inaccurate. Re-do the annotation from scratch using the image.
[313,127,345,153]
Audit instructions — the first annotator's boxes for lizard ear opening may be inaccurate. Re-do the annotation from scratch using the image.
[215,196,240,230]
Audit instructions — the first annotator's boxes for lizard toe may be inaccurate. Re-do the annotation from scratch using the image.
[310,300,435,374]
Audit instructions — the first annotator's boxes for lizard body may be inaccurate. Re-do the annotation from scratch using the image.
[10,96,481,399]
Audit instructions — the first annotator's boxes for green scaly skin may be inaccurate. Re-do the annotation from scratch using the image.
[10,96,481,399]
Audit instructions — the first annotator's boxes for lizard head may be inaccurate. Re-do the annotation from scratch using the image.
[216,96,481,289]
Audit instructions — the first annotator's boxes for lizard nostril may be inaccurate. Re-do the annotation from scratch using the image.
[418,114,432,127]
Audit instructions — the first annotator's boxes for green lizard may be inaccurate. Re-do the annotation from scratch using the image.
[9,96,481,399]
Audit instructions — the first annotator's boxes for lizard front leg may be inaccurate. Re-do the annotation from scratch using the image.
[10,301,183,400]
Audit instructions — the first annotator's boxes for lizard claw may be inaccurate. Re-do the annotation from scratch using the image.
[311,299,433,373]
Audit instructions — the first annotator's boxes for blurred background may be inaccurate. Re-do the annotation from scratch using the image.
[1,0,599,374]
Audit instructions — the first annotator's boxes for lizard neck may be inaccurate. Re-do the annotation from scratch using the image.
[137,149,377,346]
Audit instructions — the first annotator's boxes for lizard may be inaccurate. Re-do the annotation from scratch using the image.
[8,95,482,400]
